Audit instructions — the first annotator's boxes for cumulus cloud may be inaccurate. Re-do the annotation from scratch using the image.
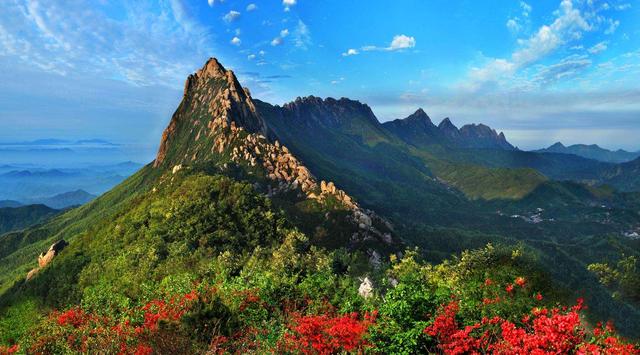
[357,34,416,54]
[389,35,416,50]
[283,0,296,11]
[342,48,358,56]
[223,10,240,23]
[280,29,289,37]
[230,36,241,46]
[207,0,215,7]
[247,54,256,60]
[271,37,283,46]
[246,3,257,11]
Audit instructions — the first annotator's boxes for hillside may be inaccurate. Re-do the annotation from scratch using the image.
[0,205,59,235]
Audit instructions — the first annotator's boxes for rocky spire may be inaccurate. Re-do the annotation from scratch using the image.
[154,57,267,168]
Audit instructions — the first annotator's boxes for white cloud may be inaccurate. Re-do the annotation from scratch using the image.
[360,34,416,53]
[283,0,296,11]
[259,50,266,56]
[616,3,631,10]
[230,36,241,46]
[342,48,359,56]
[532,54,592,86]
[0,0,215,87]
[293,20,311,49]
[223,10,240,23]
[520,1,532,16]
[271,37,283,46]
[588,41,607,54]
[506,18,521,33]
[605,19,620,34]
[280,29,289,37]
[207,0,215,7]
[247,54,256,60]
[389,35,416,50]
[464,0,594,90]
[246,3,257,11]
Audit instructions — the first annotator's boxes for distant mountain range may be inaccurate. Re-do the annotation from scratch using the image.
[22,190,96,209]
[535,142,640,163]
[383,108,516,150]
[0,138,119,146]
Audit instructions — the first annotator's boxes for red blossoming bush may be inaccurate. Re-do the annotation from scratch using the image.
[424,296,639,355]
[283,311,376,354]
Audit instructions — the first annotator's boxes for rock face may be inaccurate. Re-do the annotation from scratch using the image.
[383,110,515,150]
[154,58,268,168]
[358,277,374,299]
[26,239,68,281]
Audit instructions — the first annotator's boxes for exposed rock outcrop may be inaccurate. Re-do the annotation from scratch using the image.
[358,277,374,299]
[26,240,68,281]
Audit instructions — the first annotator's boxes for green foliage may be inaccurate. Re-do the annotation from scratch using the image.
[589,256,640,302]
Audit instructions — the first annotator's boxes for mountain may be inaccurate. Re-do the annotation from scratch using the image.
[382,109,516,150]
[536,142,640,163]
[152,58,396,250]
[24,190,96,209]
[1,57,640,351]
[0,201,22,208]
[74,139,118,146]
[0,204,59,235]
[600,157,640,192]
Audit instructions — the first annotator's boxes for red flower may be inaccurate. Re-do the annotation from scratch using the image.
[505,284,514,294]
[515,277,526,287]
[285,312,374,354]
[535,292,543,301]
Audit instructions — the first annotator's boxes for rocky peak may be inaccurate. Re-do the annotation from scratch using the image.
[438,117,460,139]
[459,123,515,150]
[154,57,267,168]
[282,96,379,128]
[405,108,434,125]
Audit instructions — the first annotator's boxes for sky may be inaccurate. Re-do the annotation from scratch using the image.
[0,0,639,158]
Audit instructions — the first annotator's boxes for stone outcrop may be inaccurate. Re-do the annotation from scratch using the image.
[26,240,68,281]
[358,277,374,298]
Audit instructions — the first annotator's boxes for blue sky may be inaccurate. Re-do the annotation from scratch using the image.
[0,0,639,156]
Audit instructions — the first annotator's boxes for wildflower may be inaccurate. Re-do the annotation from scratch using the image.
[505,284,514,294]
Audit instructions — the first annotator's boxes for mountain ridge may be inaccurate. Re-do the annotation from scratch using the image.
[536,142,640,163]
[383,109,516,150]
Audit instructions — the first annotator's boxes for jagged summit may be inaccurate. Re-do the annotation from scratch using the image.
[154,57,267,168]
[405,108,433,125]
[438,117,457,130]
[280,95,381,129]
